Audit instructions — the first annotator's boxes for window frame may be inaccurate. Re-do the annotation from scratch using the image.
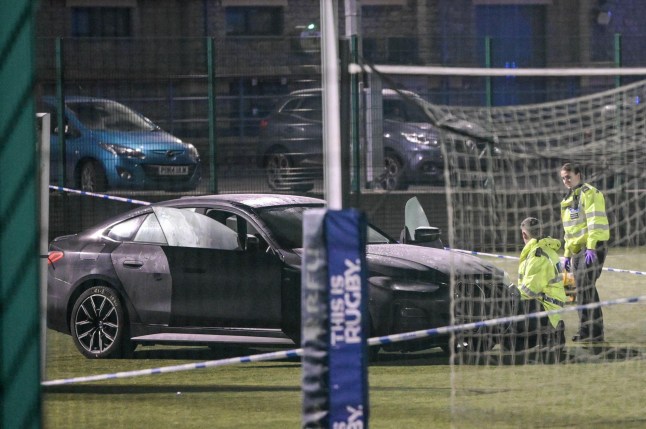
[71,6,132,37]
[225,6,284,36]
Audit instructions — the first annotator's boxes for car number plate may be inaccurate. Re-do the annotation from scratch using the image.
[158,165,189,176]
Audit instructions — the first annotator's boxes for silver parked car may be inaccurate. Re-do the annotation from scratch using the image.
[257,88,498,191]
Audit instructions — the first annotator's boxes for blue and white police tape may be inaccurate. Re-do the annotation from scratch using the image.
[49,185,151,206]
[41,293,646,387]
[448,247,646,276]
[368,294,646,347]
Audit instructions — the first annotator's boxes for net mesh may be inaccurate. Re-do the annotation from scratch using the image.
[365,64,646,426]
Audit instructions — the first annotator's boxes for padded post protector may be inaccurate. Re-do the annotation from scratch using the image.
[301,209,369,428]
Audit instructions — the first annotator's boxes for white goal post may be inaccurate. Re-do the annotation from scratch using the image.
[347,62,646,427]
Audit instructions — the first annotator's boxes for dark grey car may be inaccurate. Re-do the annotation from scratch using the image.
[257,89,498,191]
[47,194,514,359]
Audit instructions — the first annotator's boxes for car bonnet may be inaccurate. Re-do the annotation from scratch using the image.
[90,129,185,148]
[366,243,502,277]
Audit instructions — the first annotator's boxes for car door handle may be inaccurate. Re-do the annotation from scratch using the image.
[123,260,144,268]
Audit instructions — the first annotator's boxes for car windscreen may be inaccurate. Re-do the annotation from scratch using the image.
[384,98,431,123]
[256,205,394,249]
[67,100,157,132]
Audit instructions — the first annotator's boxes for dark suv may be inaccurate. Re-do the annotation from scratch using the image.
[257,88,497,191]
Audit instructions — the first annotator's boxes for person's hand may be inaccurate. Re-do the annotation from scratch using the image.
[585,249,597,266]
[563,257,571,272]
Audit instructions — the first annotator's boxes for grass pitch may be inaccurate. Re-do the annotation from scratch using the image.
[43,248,646,428]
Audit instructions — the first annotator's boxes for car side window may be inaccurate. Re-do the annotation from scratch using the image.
[153,206,240,250]
[133,213,167,244]
[107,215,147,241]
[297,95,322,121]
[280,98,301,114]
[367,226,391,244]
[206,209,269,252]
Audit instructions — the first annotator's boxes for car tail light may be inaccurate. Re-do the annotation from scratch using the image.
[48,251,64,265]
[259,119,269,129]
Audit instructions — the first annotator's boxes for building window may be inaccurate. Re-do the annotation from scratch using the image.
[363,37,420,65]
[387,37,419,64]
[72,7,132,37]
[225,7,283,36]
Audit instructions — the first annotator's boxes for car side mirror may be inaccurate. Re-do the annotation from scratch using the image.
[414,226,441,243]
[54,124,76,137]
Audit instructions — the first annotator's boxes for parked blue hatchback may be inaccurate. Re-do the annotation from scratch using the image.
[41,96,201,192]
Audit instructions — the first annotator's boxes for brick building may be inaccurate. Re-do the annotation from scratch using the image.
[34,1,646,151]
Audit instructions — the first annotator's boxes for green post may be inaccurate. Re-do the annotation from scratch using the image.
[55,37,66,186]
[614,33,622,88]
[485,36,492,107]
[207,37,218,194]
[0,1,42,428]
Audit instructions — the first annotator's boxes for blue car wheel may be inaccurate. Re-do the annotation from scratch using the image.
[79,160,108,192]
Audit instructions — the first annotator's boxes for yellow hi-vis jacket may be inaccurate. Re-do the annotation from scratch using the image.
[560,183,610,258]
[518,237,566,327]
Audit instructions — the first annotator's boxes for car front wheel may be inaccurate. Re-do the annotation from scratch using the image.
[265,150,314,192]
[79,160,107,192]
[70,286,133,359]
[380,153,408,191]
[265,150,292,190]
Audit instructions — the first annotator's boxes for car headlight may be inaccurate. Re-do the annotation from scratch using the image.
[186,143,200,160]
[370,276,441,293]
[400,132,439,146]
[99,143,145,159]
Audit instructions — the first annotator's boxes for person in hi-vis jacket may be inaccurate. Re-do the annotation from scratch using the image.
[560,163,609,343]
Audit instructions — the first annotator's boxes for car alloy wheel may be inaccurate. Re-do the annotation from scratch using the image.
[265,151,293,190]
[70,286,132,359]
[380,153,408,191]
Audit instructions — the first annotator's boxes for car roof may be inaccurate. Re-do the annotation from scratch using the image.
[157,193,326,210]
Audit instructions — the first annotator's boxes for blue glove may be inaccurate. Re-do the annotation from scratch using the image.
[563,257,571,272]
[585,249,597,266]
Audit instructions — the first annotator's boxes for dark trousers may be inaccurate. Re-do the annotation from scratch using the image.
[512,299,565,351]
[571,242,607,339]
